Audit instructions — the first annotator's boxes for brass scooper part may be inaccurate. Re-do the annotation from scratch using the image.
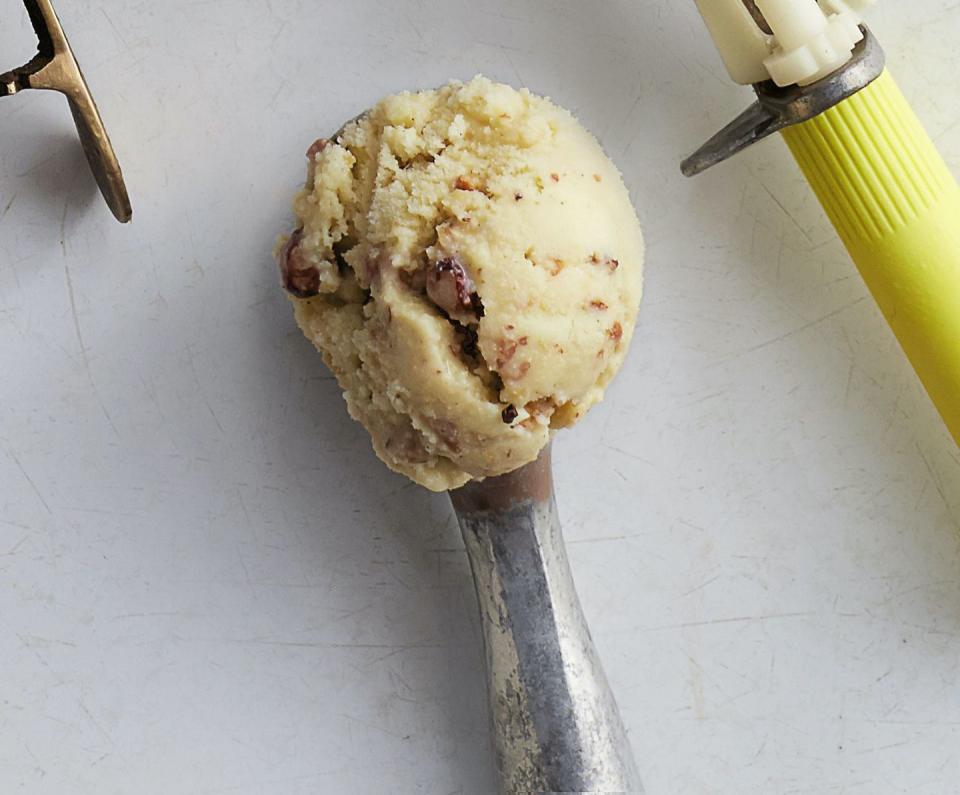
[0,0,131,222]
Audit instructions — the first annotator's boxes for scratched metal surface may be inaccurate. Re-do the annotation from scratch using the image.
[1,1,958,793]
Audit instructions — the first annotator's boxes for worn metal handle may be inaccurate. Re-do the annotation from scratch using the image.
[451,447,642,794]
[1,0,131,222]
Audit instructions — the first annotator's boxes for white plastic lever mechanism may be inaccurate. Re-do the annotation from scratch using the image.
[695,0,876,88]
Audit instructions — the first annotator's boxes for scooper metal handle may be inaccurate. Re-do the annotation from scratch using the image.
[451,448,643,794]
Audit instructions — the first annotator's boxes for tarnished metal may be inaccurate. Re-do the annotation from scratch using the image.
[451,447,643,794]
[681,26,885,177]
[742,0,773,34]
[1,0,131,222]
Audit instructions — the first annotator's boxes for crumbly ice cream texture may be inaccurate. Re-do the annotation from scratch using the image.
[277,77,644,491]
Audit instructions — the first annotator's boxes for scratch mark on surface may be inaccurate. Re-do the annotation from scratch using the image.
[237,488,253,529]
[8,452,52,515]
[17,634,57,676]
[64,263,120,437]
[863,719,960,726]
[677,518,707,533]
[686,653,707,720]
[843,362,855,406]
[883,386,905,433]
[600,443,655,465]
[934,114,960,143]
[60,198,70,257]
[0,194,15,226]
[947,447,960,470]
[913,480,930,511]
[218,638,449,652]
[100,8,129,48]
[755,178,813,244]
[734,298,867,358]
[235,542,255,594]
[678,391,725,410]
[78,699,114,745]
[1,534,30,556]
[568,534,643,545]
[16,151,59,178]
[505,52,525,88]
[852,740,911,755]
[19,635,76,648]
[682,574,721,597]
[748,737,769,764]
[403,12,424,42]
[187,348,225,435]
[339,712,408,740]
[636,612,812,634]
[917,443,958,525]
[60,506,139,518]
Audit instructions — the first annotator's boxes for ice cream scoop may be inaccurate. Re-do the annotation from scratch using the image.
[278,77,644,491]
[277,78,645,792]
[0,0,131,222]
[684,1,960,446]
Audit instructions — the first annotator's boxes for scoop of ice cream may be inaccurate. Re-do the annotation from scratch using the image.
[277,77,644,491]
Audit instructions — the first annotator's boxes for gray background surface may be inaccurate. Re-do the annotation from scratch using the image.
[1,1,959,792]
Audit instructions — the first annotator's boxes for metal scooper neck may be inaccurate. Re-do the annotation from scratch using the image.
[681,25,885,177]
[684,0,882,176]
[451,447,643,794]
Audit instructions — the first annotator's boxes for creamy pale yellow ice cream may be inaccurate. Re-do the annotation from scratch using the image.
[277,77,643,491]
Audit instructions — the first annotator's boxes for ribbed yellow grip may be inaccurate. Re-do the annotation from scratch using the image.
[783,71,960,445]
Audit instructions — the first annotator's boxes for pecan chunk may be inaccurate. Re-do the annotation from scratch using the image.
[306,138,330,160]
[589,253,620,273]
[305,138,330,184]
[426,257,481,321]
[456,323,480,359]
[278,229,321,298]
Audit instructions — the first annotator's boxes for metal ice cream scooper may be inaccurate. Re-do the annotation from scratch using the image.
[1,0,131,222]
[450,445,643,794]
[684,0,960,445]
[298,114,642,794]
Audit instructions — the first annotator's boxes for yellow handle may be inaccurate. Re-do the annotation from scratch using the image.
[783,71,960,445]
